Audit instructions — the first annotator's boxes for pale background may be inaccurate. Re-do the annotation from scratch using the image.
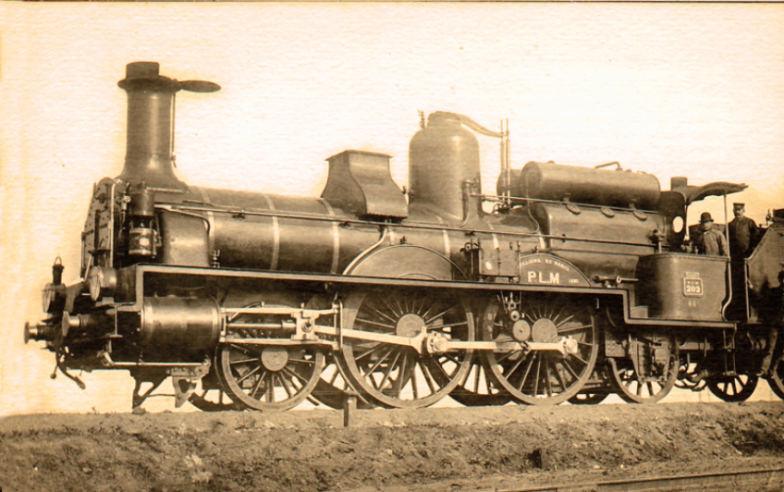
[1,3,783,417]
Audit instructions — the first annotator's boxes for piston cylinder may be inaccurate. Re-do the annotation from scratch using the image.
[140,297,221,350]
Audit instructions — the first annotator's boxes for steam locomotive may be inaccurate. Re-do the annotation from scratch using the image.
[24,62,784,411]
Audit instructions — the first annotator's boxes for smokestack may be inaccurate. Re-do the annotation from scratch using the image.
[117,62,220,191]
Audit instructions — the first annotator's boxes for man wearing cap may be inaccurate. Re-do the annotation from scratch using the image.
[693,212,728,256]
[728,203,759,259]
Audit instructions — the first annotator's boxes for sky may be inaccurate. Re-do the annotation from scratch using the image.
[1,3,783,416]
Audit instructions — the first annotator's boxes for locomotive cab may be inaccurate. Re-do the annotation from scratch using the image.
[635,178,747,322]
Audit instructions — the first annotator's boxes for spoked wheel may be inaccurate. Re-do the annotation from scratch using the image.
[707,374,759,402]
[219,342,325,411]
[609,334,679,404]
[450,356,511,407]
[189,388,239,412]
[481,293,600,406]
[338,290,474,409]
[675,357,707,392]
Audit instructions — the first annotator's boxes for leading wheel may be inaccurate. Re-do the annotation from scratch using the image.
[707,374,758,402]
[609,334,678,404]
[219,341,325,411]
[338,290,474,409]
[481,294,599,406]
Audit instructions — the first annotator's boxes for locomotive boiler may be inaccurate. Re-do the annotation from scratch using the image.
[24,62,784,411]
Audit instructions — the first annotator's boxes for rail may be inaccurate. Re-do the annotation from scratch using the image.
[501,466,784,492]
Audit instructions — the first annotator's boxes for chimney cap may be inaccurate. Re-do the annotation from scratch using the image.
[118,61,180,92]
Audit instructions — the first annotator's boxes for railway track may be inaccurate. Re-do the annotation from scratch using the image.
[504,467,784,492]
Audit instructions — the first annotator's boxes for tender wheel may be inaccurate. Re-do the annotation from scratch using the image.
[189,389,239,412]
[450,356,511,407]
[481,294,599,406]
[338,290,474,409]
[675,356,707,392]
[609,334,678,404]
[219,342,325,411]
[707,374,759,402]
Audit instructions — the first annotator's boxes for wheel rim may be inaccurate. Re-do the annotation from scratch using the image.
[481,294,599,406]
[450,357,511,407]
[707,374,758,402]
[338,290,474,408]
[220,342,324,411]
[609,335,678,404]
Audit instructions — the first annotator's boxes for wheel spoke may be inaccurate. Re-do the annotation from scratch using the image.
[382,298,402,318]
[558,324,591,334]
[230,357,258,365]
[236,365,261,384]
[544,359,555,397]
[282,366,306,385]
[355,344,388,362]
[357,318,396,330]
[505,352,528,380]
[280,373,295,398]
[425,305,457,325]
[517,355,537,391]
[441,353,461,366]
[396,353,411,397]
[377,350,402,391]
[411,364,420,399]
[265,375,275,403]
[419,360,438,394]
[372,308,398,325]
[430,321,469,331]
[562,359,580,380]
[571,353,589,366]
[532,356,542,396]
[553,361,569,392]
[554,312,575,326]
[364,347,393,381]
[250,371,266,399]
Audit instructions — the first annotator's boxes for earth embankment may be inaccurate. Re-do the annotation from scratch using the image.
[1,402,783,492]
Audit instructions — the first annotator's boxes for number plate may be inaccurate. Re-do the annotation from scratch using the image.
[683,278,704,297]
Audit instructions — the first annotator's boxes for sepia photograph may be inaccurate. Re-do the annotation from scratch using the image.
[1,2,783,491]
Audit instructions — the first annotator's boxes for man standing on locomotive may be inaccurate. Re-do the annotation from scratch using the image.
[728,203,759,318]
[728,203,759,258]
[693,212,728,256]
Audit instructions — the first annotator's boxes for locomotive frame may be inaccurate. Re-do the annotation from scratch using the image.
[23,61,784,412]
